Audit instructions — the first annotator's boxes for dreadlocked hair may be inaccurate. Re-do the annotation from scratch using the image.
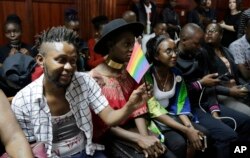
[35,26,80,55]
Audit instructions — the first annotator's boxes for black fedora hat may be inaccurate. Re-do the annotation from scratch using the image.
[94,18,144,55]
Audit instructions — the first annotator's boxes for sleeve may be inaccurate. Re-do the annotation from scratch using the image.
[162,8,169,23]
[87,39,105,69]
[87,75,109,114]
[147,97,168,118]
[228,42,245,64]
[203,87,220,114]
[237,12,247,38]
[186,80,220,114]
[11,93,32,140]
[215,85,230,96]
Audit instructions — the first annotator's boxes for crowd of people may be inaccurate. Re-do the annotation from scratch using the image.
[0,0,250,158]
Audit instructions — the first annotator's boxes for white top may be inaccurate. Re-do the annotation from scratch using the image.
[51,111,85,157]
[153,74,176,108]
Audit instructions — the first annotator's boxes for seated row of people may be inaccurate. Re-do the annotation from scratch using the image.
[0,16,249,158]
[0,7,250,158]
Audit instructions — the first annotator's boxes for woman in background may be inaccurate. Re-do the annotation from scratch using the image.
[0,14,34,65]
[204,22,250,116]
[87,15,109,69]
[220,0,241,47]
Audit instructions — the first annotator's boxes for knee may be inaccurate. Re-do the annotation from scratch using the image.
[166,136,187,151]
[214,130,238,142]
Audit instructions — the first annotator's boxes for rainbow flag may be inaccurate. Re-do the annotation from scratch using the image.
[126,41,150,83]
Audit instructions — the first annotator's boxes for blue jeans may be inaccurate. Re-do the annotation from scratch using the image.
[70,150,107,158]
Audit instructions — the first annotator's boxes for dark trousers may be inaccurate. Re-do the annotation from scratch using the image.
[163,118,209,158]
[194,105,250,158]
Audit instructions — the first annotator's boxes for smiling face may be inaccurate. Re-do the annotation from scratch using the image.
[108,31,135,63]
[38,42,77,88]
[4,23,22,45]
[155,39,177,68]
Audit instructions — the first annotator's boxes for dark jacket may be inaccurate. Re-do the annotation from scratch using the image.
[0,43,35,64]
[0,53,36,97]
[176,48,220,113]
[131,1,157,30]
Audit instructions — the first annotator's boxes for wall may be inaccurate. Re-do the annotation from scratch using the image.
[0,0,250,45]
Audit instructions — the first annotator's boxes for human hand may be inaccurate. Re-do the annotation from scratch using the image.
[199,73,220,87]
[137,135,165,158]
[20,48,30,55]
[219,21,225,28]
[9,48,18,56]
[229,86,248,98]
[127,83,152,111]
[186,128,204,150]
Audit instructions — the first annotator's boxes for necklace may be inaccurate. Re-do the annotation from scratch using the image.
[154,68,169,91]
[105,58,123,70]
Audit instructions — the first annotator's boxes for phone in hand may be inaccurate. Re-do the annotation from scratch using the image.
[201,135,207,152]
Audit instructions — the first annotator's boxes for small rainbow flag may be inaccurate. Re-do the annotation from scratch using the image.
[126,41,150,83]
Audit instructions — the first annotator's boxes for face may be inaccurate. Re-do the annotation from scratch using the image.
[38,42,77,88]
[95,24,105,39]
[156,39,178,68]
[182,30,204,55]
[229,0,237,10]
[170,0,177,7]
[143,0,150,5]
[65,21,80,33]
[204,24,222,45]
[4,23,22,45]
[206,0,212,7]
[154,23,167,36]
[108,31,135,63]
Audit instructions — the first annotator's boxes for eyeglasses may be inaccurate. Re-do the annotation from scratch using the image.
[205,28,218,34]
[164,48,180,56]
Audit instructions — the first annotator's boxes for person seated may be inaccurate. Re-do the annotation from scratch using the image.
[0,89,33,158]
[187,0,216,30]
[87,15,108,69]
[176,23,250,158]
[145,35,208,158]
[90,18,175,158]
[64,8,88,71]
[11,26,152,158]
[141,21,168,54]
[122,10,137,23]
[161,0,181,40]
[229,19,250,81]
[0,14,34,66]
[204,22,250,116]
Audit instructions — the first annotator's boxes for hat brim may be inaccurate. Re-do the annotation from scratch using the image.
[94,22,144,56]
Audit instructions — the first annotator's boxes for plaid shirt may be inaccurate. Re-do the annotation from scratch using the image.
[11,72,109,157]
